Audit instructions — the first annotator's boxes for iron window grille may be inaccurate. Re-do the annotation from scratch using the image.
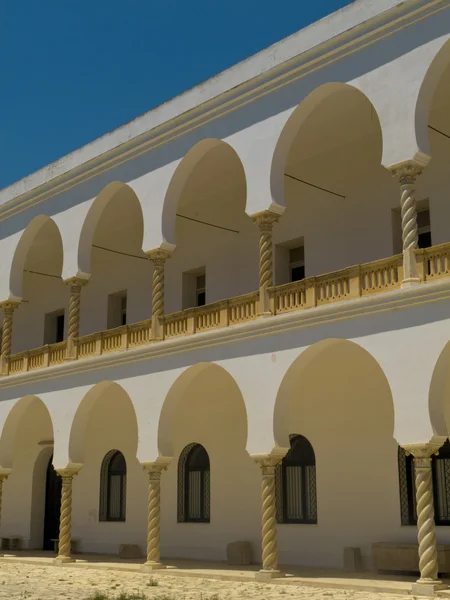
[99,449,127,522]
[177,443,210,523]
[275,434,317,524]
[398,441,450,526]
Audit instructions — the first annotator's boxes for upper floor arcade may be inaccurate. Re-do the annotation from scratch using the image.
[2,0,450,374]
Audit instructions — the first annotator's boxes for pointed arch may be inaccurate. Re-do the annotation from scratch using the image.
[415,36,450,164]
[161,139,247,248]
[270,82,383,210]
[68,381,138,464]
[0,395,54,469]
[77,182,144,275]
[9,216,63,299]
[158,362,248,457]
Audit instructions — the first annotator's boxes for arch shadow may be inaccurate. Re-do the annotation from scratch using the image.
[68,381,139,465]
[158,362,248,457]
[10,216,63,299]
[161,139,247,248]
[270,82,384,209]
[77,182,144,275]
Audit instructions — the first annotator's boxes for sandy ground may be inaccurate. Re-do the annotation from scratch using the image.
[0,562,412,599]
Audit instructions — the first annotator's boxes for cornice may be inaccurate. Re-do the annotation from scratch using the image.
[2,279,450,392]
[0,0,449,223]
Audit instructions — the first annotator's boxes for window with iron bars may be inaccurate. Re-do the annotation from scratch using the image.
[177,443,210,523]
[398,440,450,526]
[99,449,127,522]
[275,434,317,524]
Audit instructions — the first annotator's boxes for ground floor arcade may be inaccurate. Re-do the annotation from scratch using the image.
[0,336,450,595]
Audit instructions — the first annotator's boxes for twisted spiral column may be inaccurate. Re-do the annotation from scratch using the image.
[253,451,287,579]
[65,278,88,359]
[260,463,277,570]
[415,457,438,581]
[391,162,422,283]
[403,441,446,587]
[55,467,80,564]
[142,459,171,571]
[0,302,19,375]
[146,249,172,339]
[252,212,279,314]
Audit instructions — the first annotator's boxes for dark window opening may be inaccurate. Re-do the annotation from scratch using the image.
[196,275,206,307]
[418,209,432,250]
[178,443,210,523]
[55,315,65,343]
[99,450,127,522]
[289,247,305,283]
[44,310,65,345]
[276,434,317,524]
[107,292,127,329]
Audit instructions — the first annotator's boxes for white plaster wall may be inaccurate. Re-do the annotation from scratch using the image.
[71,388,147,555]
[2,295,450,565]
[2,398,53,548]
[159,366,260,561]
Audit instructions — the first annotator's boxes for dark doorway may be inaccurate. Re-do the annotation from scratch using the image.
[43,456,61,551]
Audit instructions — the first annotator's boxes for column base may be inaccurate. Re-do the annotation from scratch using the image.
[255,569,284,581]
[54,555,74,566]
[401,278,421,289]
[411,581,447,596]
[141,561,166,572]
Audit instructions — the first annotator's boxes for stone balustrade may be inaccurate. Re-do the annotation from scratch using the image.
[4,245,449,376]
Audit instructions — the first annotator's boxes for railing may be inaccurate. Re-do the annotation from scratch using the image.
[419,243,450,282]
[269,256,403,315]
[6,245,450,376]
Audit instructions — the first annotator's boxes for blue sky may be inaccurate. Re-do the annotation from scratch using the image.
[0,0,354,189]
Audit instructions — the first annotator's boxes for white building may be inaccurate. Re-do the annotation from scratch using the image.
[2,0,450,591]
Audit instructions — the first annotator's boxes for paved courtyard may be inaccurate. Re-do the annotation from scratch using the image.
[0,562,415,600]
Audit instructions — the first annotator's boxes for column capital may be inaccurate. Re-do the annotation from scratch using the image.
[63,276,90,290]
[252,210,280,230]
[55,464,82,480]
[0,469,11,482]
[402,438,447,463]
[390,161,423,186]
[252,448,288,474]
[0,300,20,313]
[142,457,172,478]
[145,248,172,265]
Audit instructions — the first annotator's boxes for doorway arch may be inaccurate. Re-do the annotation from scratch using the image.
[42,455,61,551]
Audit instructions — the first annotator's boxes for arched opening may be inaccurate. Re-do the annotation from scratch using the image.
[68,381,141,553]
[99,449,127,522]
[273,339,396,568]
[0,396,55,549]
[163,140,253,314]
[178,443,210,523]
[158,363,253,561]
[271,83,396,284]
[9,216,65,353]
[415,39,450,248]
[42,454,61,551]
[77,182,150,334]
[276,434,317,525]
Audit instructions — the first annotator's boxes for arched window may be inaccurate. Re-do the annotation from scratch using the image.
[276,435,317,524]
[99,450,127,522]
[398,440,450,526]
[177,443,210,523]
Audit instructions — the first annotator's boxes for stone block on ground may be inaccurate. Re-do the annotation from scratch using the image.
[226,541,252,565]
[119,544,143,559]
[343,547,363,571]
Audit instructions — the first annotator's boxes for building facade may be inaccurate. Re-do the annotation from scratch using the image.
[2,0,450,588]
